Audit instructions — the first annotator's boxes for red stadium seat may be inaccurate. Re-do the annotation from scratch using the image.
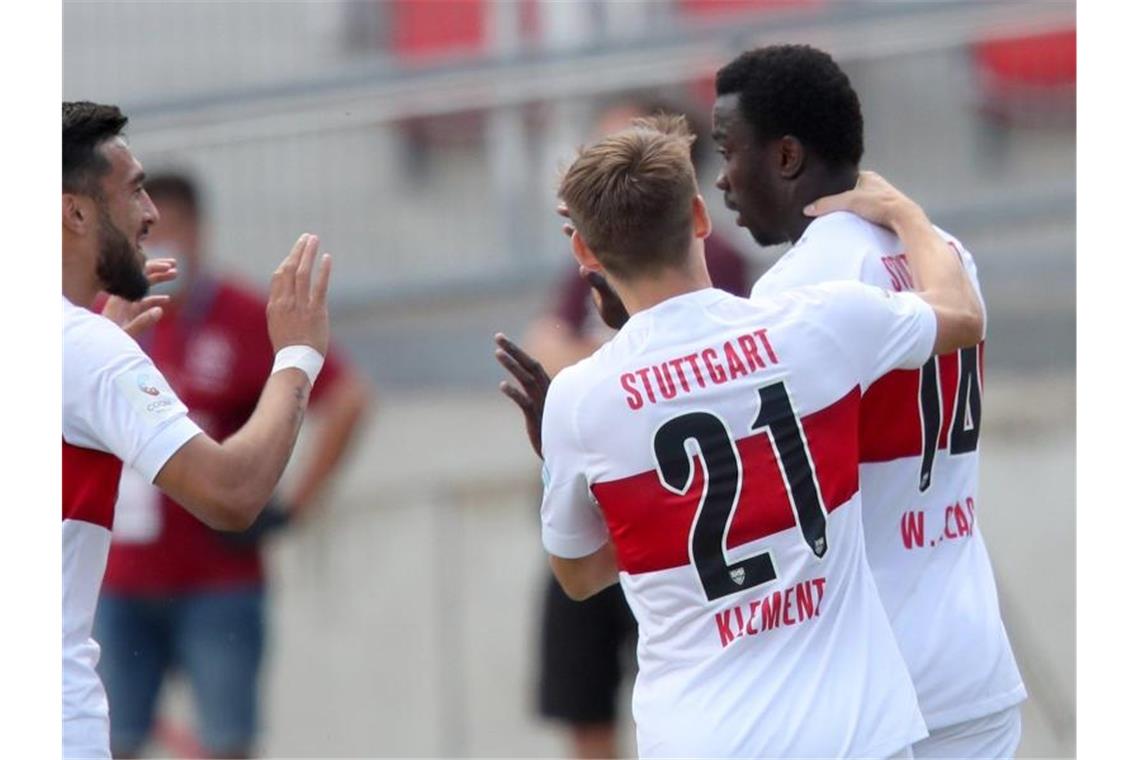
[972,28,1076,127]
[391,0,488,60]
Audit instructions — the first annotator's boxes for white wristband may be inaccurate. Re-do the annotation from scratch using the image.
[271,345,325,386]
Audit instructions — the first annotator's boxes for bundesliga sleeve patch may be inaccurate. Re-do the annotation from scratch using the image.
[113,369,187,424]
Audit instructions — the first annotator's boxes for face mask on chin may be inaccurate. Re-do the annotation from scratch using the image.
[143,243,188,296]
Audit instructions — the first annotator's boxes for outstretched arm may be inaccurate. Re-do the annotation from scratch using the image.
[805,171,984,354]
[154,234,333,531]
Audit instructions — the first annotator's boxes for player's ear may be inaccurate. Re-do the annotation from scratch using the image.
[571,230,603,273]
[692,195,712,240]
[777,136,805,179]
[62,193,90,236]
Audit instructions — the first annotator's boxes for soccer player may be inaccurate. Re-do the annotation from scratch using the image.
[62,101,331,759]
[496,116,984,757]
[93,172,372,759]
[712,46,1025,758]
[523,97,752,760]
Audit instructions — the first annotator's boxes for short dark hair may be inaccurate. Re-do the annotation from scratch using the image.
[145,171,201,218]
[560,114,698,281]
[62,101,128,196]
[715,45,864,168]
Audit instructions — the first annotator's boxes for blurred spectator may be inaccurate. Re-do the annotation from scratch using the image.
[524,97,754,759]
[93,172,372,759]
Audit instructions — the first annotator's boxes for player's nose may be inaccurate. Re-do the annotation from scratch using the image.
[715,169,728,191]
[141,189,160,226]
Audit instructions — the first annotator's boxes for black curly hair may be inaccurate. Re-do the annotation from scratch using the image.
[62,101,128,196]
[715,45,863,169]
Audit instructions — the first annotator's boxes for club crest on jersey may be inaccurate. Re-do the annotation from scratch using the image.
[730,568,746,585]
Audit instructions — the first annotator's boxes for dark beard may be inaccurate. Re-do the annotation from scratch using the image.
[95,207,149,301]
[747,227,782,248]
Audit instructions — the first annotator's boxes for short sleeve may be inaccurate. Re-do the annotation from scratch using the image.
[64,313,202,482]
[818,281,937,387]
[539,369,609,559]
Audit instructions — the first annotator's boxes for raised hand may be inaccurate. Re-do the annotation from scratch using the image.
[494,332,551,459]
[267,233,332,355]
[803,170,926,232]
[102,257,178,338]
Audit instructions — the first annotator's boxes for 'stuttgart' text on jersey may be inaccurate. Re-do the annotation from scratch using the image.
[541,284,934,758]
[750,211,1026,730]
[62,297,202,759]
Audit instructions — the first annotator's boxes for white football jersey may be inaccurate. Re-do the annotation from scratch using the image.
[62,297,201,759]
[541,284,934,758]
[751,211,1026,729]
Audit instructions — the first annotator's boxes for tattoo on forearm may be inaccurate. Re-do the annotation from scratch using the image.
[291,385,309,429]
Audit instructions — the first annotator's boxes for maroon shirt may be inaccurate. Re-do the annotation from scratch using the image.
[101,276,347,594]
[553,232,752,333]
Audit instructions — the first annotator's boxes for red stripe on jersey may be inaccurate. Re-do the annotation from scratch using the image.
[800,386,861,513]
[859,342,984,462]
[62,440,122,530]
[591,387,861,575]
[859,368,921,461]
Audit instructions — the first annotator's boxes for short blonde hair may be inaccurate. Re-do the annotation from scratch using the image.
[559,114,698,280]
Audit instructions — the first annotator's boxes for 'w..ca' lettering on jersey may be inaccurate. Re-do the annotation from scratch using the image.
[62,297,202,759]
[751,211,1026,730]
[541,284,935,758]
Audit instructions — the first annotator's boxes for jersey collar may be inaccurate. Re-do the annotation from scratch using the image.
[623,287,727,330]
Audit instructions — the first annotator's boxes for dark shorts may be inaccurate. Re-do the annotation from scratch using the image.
[93,586,265,757]
[538,573,637,725]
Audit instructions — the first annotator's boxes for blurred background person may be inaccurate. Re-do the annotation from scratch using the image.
[93,172,372,759]
[523,96,754,760]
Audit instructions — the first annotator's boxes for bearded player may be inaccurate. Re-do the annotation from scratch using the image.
[62,101,332,759]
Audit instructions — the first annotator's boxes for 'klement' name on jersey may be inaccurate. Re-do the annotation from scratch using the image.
[715,576,827,648]
[620,328,779,410]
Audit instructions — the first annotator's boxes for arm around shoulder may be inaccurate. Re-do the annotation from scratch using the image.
[890,207,984,355]
[805,172,984,355]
